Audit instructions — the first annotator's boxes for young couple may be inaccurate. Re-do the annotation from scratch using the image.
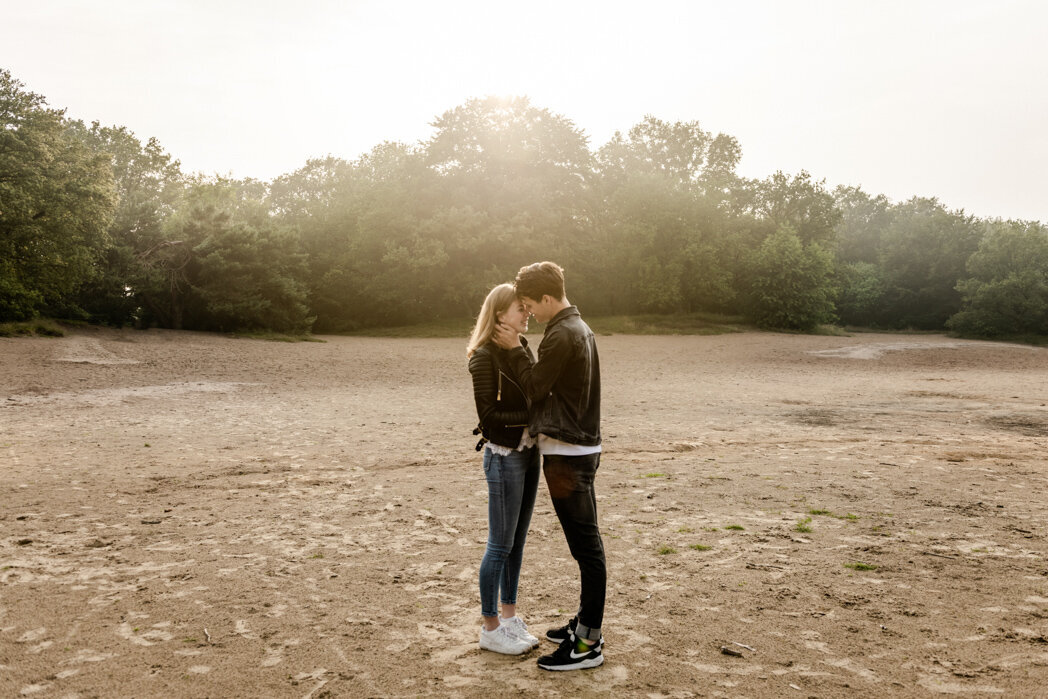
[466,261,606,671]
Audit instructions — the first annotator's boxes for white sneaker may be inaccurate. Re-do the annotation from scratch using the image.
[500,615,540,648]
[479,623,533,655]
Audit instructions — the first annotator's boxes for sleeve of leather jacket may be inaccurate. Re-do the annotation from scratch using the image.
[505,325,568,403]
[468,351,530,430]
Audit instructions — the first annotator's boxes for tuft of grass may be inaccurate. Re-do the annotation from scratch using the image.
[844,562,877,571]
[724,524,745,531]
[35,321,66,336]
[811,324,851,337]
[689,544,712,551]
[642,472,667,479]
[807,508,860,521]
[794,517,813,533]
[677,527,693,533]
[657,545,677,555]
[0,319,66,337]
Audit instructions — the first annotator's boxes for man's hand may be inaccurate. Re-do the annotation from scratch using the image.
[492,322,522,349]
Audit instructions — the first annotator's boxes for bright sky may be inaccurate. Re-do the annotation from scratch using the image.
[4,0,1046,222]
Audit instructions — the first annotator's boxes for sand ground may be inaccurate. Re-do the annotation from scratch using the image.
[2,327,1047,698]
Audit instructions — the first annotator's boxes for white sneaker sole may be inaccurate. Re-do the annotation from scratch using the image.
[479,637,532,655]
[538,654,605,671]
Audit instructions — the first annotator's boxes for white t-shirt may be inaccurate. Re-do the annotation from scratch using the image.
[537,434,602,456]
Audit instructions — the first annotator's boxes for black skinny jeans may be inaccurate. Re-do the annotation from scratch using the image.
[543,452,606,641]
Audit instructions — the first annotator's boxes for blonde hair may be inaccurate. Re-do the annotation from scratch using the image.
[466,283,518,357]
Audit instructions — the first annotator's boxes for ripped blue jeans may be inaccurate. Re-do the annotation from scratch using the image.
[479,446,540,618]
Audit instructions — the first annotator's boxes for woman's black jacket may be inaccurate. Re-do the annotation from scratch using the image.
[468,338,534,449]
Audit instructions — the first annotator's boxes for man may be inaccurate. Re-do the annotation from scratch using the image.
[493,261,606,671]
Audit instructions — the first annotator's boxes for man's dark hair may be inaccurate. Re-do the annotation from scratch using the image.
[514,261,566,302]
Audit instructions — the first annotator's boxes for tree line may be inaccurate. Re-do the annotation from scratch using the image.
[3,69,1046,337]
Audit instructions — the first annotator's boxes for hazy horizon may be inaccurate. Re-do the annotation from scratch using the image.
[4,0,1046,222]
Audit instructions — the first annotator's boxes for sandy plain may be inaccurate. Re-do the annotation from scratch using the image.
[1,327,1047,698]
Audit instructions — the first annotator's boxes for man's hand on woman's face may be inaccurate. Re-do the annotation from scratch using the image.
[492,322,522,349]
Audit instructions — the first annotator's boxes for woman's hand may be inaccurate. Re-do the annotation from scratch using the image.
[492,322,522,349]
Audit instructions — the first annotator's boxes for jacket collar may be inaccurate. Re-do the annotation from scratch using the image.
[546,305,580,330]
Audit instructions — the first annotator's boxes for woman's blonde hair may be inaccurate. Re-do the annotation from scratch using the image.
[466,283,518,357]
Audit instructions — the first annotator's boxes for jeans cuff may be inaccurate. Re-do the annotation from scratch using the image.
[576,621,601,641]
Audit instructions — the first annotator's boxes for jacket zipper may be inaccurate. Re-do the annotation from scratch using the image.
[499,370,524,397]
[498,371,527,427]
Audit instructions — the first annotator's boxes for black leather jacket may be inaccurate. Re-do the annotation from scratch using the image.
[505,306,601,447]
[468,338,535,449]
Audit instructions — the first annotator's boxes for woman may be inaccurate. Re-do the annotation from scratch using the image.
[467,283,541,655]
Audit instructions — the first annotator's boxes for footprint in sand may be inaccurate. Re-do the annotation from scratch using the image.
[261,649,284,667]
[823,657,879,682]
[60,649,114,665]
[117,622,173,646]
[16,627,48,643]
[20,683,49,695]
[260,639,301,667]
[234,620,258,639]
[53,337,139,365]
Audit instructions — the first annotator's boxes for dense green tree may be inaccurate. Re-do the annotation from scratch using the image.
[876,197,981,329]
[66,121,183,324]
[0,70,116,320]
[586,117,740,314]
[746,225,836,330]
[427,96,592,211]
[586,173,731,314]
[596,116,741,201]
[270,157,363,330]
[948,220,1048,336]
[426,96,592,264]
[600,117,703,184]
[749,171,841,244]
[834,261,886,327]
[192,217,312,333]
[7,71,1045,337]
[336,142,442,327]
[135,177,312,332]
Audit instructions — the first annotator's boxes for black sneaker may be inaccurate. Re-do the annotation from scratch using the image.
[537,633,604,671]
[544,617,577,643]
